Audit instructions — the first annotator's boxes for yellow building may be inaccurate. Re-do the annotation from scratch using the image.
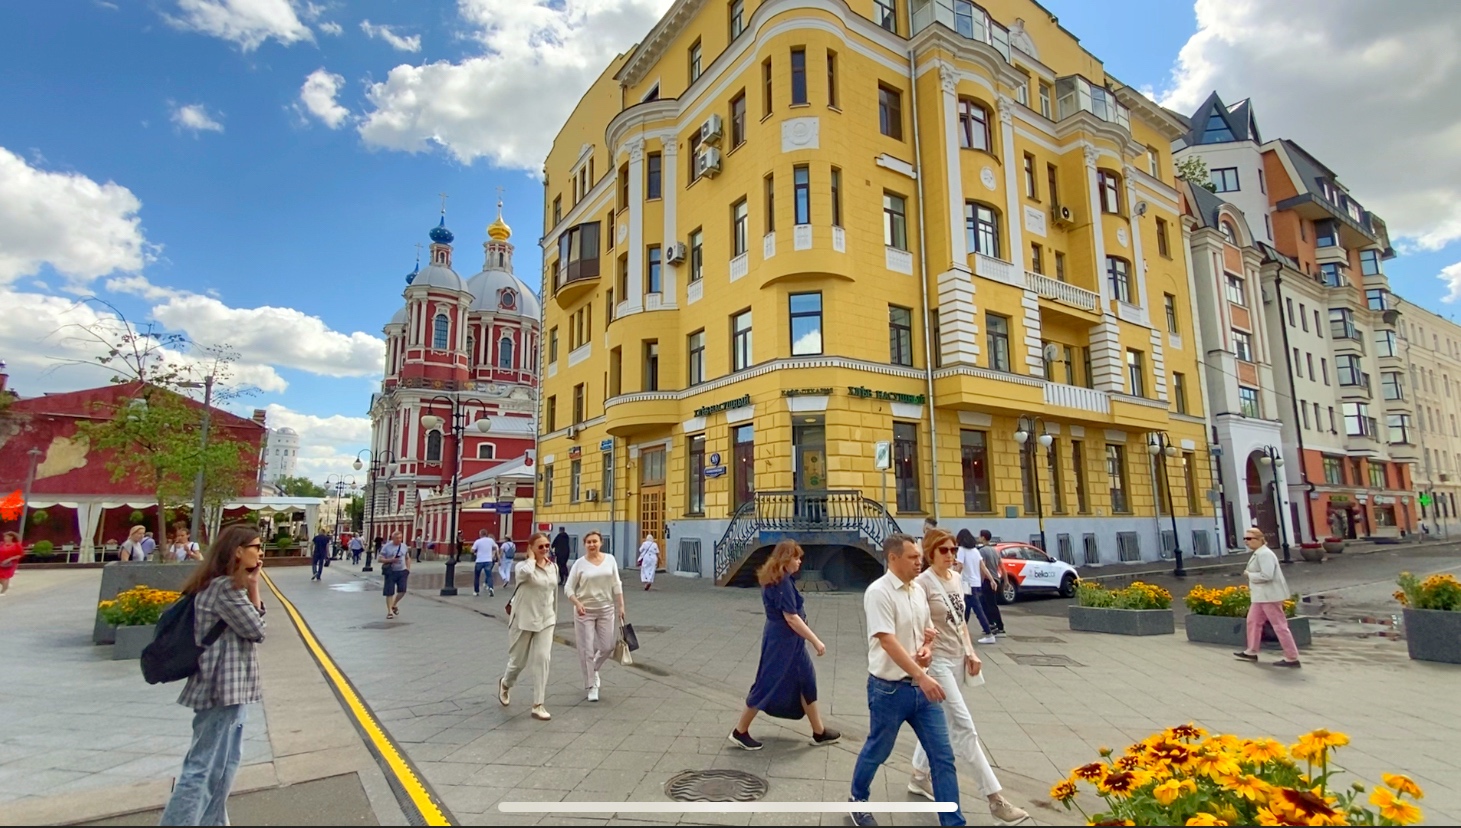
[537,0,1214,585]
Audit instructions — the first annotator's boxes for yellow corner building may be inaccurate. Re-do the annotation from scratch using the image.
[538,0,1214,586]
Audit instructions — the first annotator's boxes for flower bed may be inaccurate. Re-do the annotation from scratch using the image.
[1396,572,1461,664]
[98,585,181,627]
[1186,585,1297,618]
[1071,582,1174,636]
[1184,586,1309,648]
[1051,724,1424,826]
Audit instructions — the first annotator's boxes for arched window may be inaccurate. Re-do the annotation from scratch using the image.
[499,336,515,368]
[466,335,475,366]
[957,98,991,151]
[964,201,1001,258]
[477,442,497,460]
[1221,220,1238,244]
[425,429,443,462]
[433,313,450,349]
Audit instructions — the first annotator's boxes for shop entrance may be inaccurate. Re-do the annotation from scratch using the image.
[793,417,827,522]
[638,446,666,569]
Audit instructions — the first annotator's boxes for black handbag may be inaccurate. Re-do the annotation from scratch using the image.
[620,622,640,652]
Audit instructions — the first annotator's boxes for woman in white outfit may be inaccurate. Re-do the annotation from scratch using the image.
[499,532,558,721]
[908,529,1028,825]
[636,533,659,591]
[564,531,626,702]
[498,538,516,586]
[169,526,204,562]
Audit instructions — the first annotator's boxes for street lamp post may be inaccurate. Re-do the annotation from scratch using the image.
[420,396,492,597]
[1148,432,1186,578]
[1013,414,1053,554]
[354,449,396,572]
[18,447,42,545]
[1258,445,1292,564]
[325,474,355,557]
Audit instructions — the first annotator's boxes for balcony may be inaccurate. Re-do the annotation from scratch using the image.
[973,252,1019,286]
[1044,382,1110,415]
[1338,371,1372,400]
[1056,76,1130,132]
[910,0,1011,61]
[1026,271,1099,313]
[604,391,681,436]
[554,222,602,307]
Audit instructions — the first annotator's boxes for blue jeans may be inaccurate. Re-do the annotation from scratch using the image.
[851,676,964,826]
[474,562,495,592]
[312,554,327,578]
[963,590,993,635]
[160,704,246,826]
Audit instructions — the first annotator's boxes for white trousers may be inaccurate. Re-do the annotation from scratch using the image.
[502,626,554,706]
[574,604,617,690]
[911,659,1002,798]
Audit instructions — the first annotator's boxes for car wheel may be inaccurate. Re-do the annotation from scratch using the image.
[999,580,1018,605]
[1059,573,1078,599]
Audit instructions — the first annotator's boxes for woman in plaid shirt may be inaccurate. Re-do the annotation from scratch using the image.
[160,524,267,827]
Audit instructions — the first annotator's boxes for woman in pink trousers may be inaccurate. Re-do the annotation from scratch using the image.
[1233,528,1301,668]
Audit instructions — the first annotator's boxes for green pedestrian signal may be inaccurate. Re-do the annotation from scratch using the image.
[1418,493,1433,506]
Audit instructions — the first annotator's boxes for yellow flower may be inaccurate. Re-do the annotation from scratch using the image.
[1050,779,1078,802]
[1273,787,1341,824]
[1074,762,1109,782]
[1185,815,1228,827]
[1228,774,1270,803]
[1167,723,1208,742]
[1289,740,1326,763]
[1152,778,1185,806]
[1192,750,1242,780]
[1241,738,1287,765]
[1298,729,1350,750]
[1371,787,1423,824]
[1383,773,1424,799]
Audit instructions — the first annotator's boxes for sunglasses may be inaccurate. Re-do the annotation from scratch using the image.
[242,542,263,550]
[936,546,958,554]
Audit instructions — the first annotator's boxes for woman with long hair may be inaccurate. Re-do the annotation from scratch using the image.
[0,531,21,595]
[564,530,626,703]
[499,531,559,721]
[955,529,997,643]
[906,529,1027,824]
[160,523,267,826]
[727,540,840,750]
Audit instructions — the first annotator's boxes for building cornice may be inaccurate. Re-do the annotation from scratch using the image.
[1112,84,1187,141]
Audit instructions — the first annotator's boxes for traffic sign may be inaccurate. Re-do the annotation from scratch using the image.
[874,441,892,470]
[600,439,613,451]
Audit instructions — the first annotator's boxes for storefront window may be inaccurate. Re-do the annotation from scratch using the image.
[687,435,706,515]
[894,422,920,512]
[960,430,990,512]
[733,425,755,508]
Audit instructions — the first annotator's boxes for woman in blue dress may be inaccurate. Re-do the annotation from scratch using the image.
[727,540,841,750]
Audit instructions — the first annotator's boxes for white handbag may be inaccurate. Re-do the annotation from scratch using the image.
[926,571,986,688]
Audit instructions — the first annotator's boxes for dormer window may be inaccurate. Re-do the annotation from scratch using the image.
[500,289,517,310]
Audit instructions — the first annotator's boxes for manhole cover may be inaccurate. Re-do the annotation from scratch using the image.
[355,621,412,630]
[1007,653,1081,667]
[1005,635,1066,644]
[664,769,767,802]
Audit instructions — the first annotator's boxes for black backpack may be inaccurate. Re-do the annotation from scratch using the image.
[141,594,227,685]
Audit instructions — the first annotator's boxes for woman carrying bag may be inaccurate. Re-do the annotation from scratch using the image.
[499,532,558,721]
[564,530,626,703]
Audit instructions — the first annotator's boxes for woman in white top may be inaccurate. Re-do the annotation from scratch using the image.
[119,525,148,562]
[564,531,626,702]
[954,529,997,643]
[636,533,659,590]
[169,526,203,562]
[499,532,559,721]
[908,529,1028,825]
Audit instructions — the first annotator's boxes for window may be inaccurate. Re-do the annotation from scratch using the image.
[1147,145,1160,178]
[1370,462,1387,490]
[557,221,602,285]
[827,50,839,107]
[618,164,629,210]
[1126,349,1146,397]
[1030,243,1043,274]
[545,396,557,432]
[689,228,704,282]
[830,167,843,227]
[1098,169,1122,214]
[688,330,705,386]
[608,347,621,395]
[1232,330,1253,361]
[432,313,450,350]
[878,84,903,139]
[1107,256,1132,303]
[957,99,989,151]
[1237,386,1259,418]
[732,198,749,256]
[1220,221,1237,244]
[1302,404,1311,430]
[602,450,614,500]
[1315,219,1338,248]
[687,435,706,515]
[1330,308,1358,340]
[1264,214,1272,240]
[646,152,662,199]
[729,0,744,38]
[646,245,662,294]
[884,192,908,250]
[1054,250,1066,282]
[1106,444,1129,513]
[1071,440,1089,513]
[572,383,585,424]
[1366,288,1388,310]
[874,0,896,32]
[1360,249,1382,276]
[889,305,913,366]
[1164,293,1178,333]
[553,196,561,225]
[499,336,515,368]
[1023,153,1037,199]
[1038,82,1051,118]
[762,58,773,117]
[1328,405,1336,432]
[790,48,807,105]
[1298,302,1308,331]
[548,327,559,363]
[425,429,443,462]
[789,292,822,356]
[733,424,754,507]
[763,173,775,233]
[542,463,553,504]
[1337,354,1364,387]
[689,40,702,83]
[1174,372,1188,414]
[1343,402,1372,437]
[1321,357,1329,385]
[960,430,991,512]
[1322,456,1343,485]
[1182,453,1200,514]
[1020,439,1037,514]
[1047,164,1060,208]
[793,165,811,224]
[893,422,920,511]
[986,313,1011,372]
[1382,371,1403,401]
[730,92,746,148]
[1211,167,1239,192]
[642,341,659,391]
[1156,218,1170,257]
[965,202,1000,257]
[732,309,753,370]
[1047,441,1065,513]
[1319,262,1343,287]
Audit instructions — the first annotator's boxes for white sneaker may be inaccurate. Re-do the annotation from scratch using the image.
[906,772,934,801]
[588,686,600,702]
[593,671,601,690]
[488,587,494,597]
[978,635,998,644]
[473,590,480,596]
[989,795,1029,824]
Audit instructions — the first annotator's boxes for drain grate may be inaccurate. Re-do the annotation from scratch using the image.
[664,769,768,802]
[1004,635,1067,644]
[1006,653,1081,667]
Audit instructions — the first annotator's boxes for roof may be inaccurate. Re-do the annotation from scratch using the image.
[460,454,535,485]
[408,262,469,294]
[466,267,542,318]
[1176,91,1261,149]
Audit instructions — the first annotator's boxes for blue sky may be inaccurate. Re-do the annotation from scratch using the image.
[3,0,1459,479]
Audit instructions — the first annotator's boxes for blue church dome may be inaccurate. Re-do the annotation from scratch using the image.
[429,215,454,244]
[405,262,419,285]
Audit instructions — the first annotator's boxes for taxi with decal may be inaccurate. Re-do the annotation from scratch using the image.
[994,542,1080,604]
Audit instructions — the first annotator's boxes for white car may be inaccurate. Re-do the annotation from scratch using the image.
[994,542,1080,604]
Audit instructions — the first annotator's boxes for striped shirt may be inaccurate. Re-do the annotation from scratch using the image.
[177,576,266,710]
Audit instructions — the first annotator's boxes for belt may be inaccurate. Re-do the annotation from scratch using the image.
[869,674,915,685]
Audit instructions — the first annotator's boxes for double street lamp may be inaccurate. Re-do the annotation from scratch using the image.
[1147,431,1186,577]
[420,396,493,597]
[1013,414,1053,554]
[1257,445,1292,564]
[325,474,356,555]
[353,449,397,573]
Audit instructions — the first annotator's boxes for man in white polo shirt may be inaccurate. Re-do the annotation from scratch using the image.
[472,529,499,597]
[848,533,964,827]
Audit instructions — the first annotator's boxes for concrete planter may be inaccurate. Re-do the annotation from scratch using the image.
[1185,614,1311,648]
[112,624,156,660]
[1069,606,1174,636]
[94,562,198,644]
[1323,541,1346,555]
[1404,608,1461,665]
[1299,545,1326,563]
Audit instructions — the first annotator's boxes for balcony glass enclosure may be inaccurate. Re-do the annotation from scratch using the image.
[1055,76,1130,131]
[911,0,1010,60]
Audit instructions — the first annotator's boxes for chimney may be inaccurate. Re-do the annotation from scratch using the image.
[251,409,268,426]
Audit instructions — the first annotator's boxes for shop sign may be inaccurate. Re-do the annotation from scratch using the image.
[1328,494,1350,503]
[599,438,614,451]
[782,387,833,397]
[705,452,727,478]
[848,386,926,405]
[694,394,752,418]
[568,446,582,459]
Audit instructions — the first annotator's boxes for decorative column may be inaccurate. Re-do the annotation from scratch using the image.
[661,137,679,307]
[940,64,967,266]
[997,94,1024,271]
[935,63,978,367]
[626,138,646,314]
[1084,144,1122,393]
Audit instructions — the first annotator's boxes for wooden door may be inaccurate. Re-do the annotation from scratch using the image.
[639,447,666,571]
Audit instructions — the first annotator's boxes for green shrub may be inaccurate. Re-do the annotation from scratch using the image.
[30,509,49,526]
[31,540,55,557]
[1076,580,1173,610]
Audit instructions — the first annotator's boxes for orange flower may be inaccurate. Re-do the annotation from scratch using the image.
[1097,769,1150,798]
[1382,773,1424,799]
[1273,787,1340,822]
[1371,787,1424,824]
[1050,779,1078,803]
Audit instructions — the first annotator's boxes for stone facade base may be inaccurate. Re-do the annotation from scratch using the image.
[1405,608,1461,665]
[1069,606,1175,636]
[1185,614,1311,648]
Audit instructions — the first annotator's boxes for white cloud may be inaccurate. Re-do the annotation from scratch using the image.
[105,274,174,301]
[317,20,342,36]
[171,102,225,134]
[296,68,350,129]
[260,403,372,482]
[357,0,674,170]
[1441,262,1461,303]
[359,19,421,52]
[1158,0,1461,252]
[165,0,315,51]
[0,146,151,286]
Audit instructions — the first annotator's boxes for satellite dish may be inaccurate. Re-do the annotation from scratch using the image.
[1135,201,1149,217]
[1043,343,1061,363]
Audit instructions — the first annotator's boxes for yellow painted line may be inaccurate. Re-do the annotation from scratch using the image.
[262,571,453,826]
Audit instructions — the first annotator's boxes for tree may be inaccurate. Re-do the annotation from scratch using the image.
[348,495,364,532]
[1176,155,1217,192]
[274,476,328,497]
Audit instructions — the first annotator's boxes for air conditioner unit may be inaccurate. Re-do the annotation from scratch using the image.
[696,148,722,178]
[584,488,599,502]
[700,114,724,145]
[566,424,580,439]
[1053,205,1075,229]
[665,242,687,265]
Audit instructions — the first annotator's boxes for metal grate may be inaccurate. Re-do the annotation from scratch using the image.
[1082,533,1101,565]
[1116,531,1142,562]
[1191,529,1213,557]
[664,769,768,802]
[1056,533,1076,565]
[1028,533,1045,550]
[678,538,701,574]
[1006,653,1082,667]
[1159,529,1177,560]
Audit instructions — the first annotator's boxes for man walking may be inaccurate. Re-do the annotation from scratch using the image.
[414,534,425,563]
[349,535,364,566]
[379,531,410,620]
[551,527,572,588]
[1235,528,1301,668]
[976,530,1006,636]
[310,530,330,580]
[848,533,963,827]
[472,530,499,597]
[140,531,157,561]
